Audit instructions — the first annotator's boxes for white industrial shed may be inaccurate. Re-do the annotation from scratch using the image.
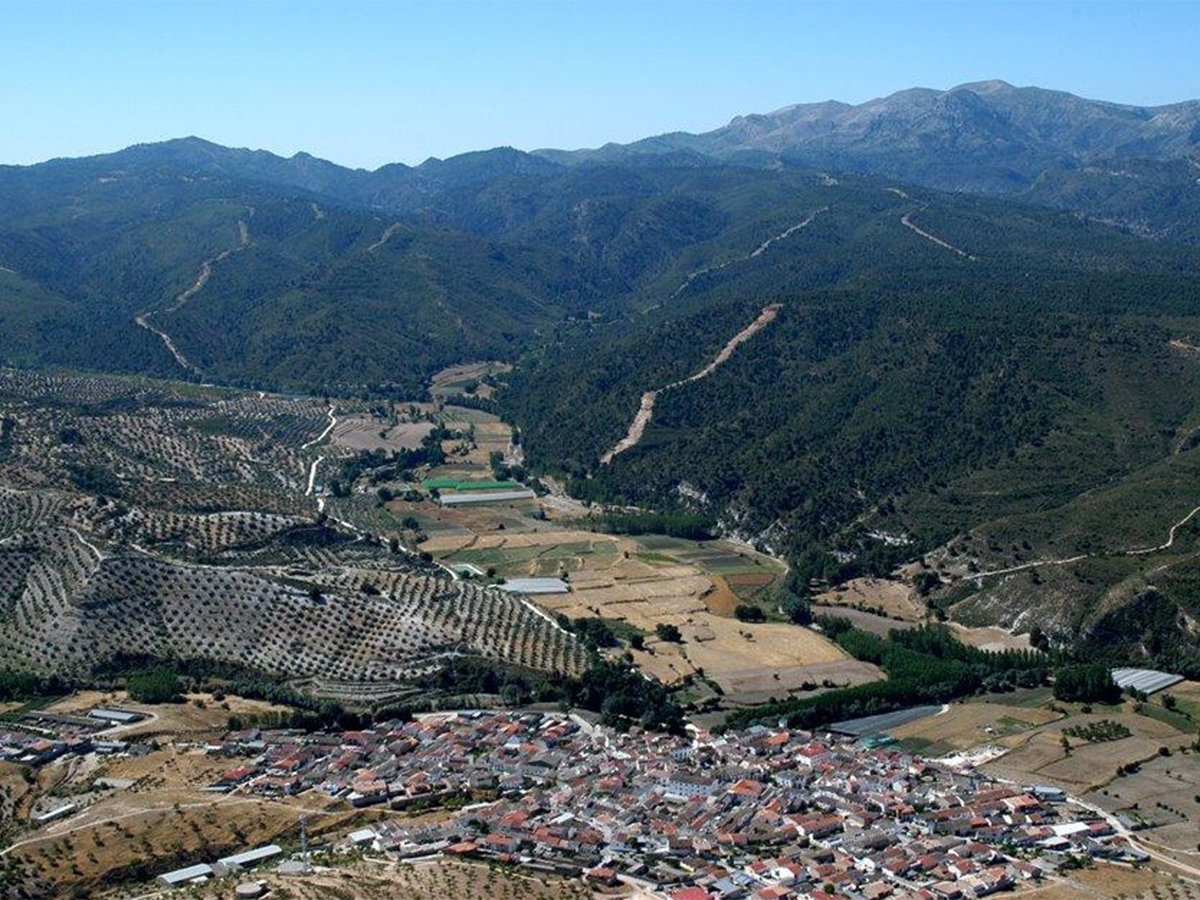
[156,863,213,887]
[501,577,570,595]
[1110,668,1184,695]
[215,844,283,874]
[439,489,535,505]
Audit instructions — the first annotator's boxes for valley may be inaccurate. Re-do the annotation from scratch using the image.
[5,73,1200,899]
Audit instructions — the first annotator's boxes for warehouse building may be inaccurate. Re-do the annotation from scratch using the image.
[156,863,214,887]
[215,844,283,875]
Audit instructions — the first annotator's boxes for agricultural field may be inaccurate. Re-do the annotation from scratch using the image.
[420,521,850,704]
[0,368,588,706]
[814,576,925,622]
[813,575,1033,650]
[1083,752,1200,857]
[888,700,1064,758]
[931,690,1200,805]
[382,406,869,706]
[330,414,435,453]
[1016,863,1178,900]
[429,360,513,401]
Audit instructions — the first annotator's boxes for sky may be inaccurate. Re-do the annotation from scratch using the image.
[1,1,1198,170]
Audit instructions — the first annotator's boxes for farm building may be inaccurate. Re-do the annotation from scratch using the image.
[156,863,214,887]
[439,489,536,505]
[32,803,77,824]
[215,844,283,874]
[1110,667,1183,695]
[1030,785,1066,803]
[501,577,570,595]
[88,708,142,725]
[826,704,942,738]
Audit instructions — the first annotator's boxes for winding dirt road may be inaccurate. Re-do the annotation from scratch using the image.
[135,218,252,373]
[601,304,781,464]
[672,207,828,299]
[968,499,1200,582]
[368,222,402,253]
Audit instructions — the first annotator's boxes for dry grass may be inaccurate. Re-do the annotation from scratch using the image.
[195,857,602,900]
[815,577,924,621]
[11,743,381,897]
[889,701,1062,750]
[703,575,741,616]
[984,707,1191,791]
[1016,862,1165,900]
[44,691,292,738]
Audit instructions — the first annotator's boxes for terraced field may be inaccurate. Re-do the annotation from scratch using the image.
[0,369,587,702]
[392,375,866,705]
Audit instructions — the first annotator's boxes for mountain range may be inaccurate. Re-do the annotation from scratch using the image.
[4,80,1200,660]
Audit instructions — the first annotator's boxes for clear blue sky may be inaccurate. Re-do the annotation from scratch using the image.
[1,1,1197,170]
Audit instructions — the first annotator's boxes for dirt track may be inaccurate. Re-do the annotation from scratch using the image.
[134,215,252,373]
[601,304,781,464]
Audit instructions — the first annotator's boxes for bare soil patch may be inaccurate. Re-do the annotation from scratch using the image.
[815,577,924,621]
[197,857,599,900]
[1015,863,1162,900]
[950,623,1033,651]
[703,575,741,616]
[44,691,290,738]
[331,416,434,452]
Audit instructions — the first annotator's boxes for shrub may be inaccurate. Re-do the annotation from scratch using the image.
[655,623,682,643]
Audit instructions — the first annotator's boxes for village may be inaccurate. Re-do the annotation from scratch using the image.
[126,709,1156,900]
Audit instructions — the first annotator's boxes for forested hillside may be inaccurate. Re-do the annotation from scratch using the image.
[4,89,1200,660]
[502,188,1200,660]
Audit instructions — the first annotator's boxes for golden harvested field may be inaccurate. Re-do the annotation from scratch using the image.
[1015,863,1167,900]
[984,708,1191,791]
[889,700,1062,752]
[331,415,435,452]
[815,576,924,621]
[394,391,857,700]
[195,857,602,900]
[704,574,741,616]
[537,550,873,696]
[423,520,862,698]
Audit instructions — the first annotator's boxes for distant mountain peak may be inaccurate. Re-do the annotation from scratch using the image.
[952,79,1016,94]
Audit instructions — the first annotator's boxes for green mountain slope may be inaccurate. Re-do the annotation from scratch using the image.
[501,185,1200,664]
